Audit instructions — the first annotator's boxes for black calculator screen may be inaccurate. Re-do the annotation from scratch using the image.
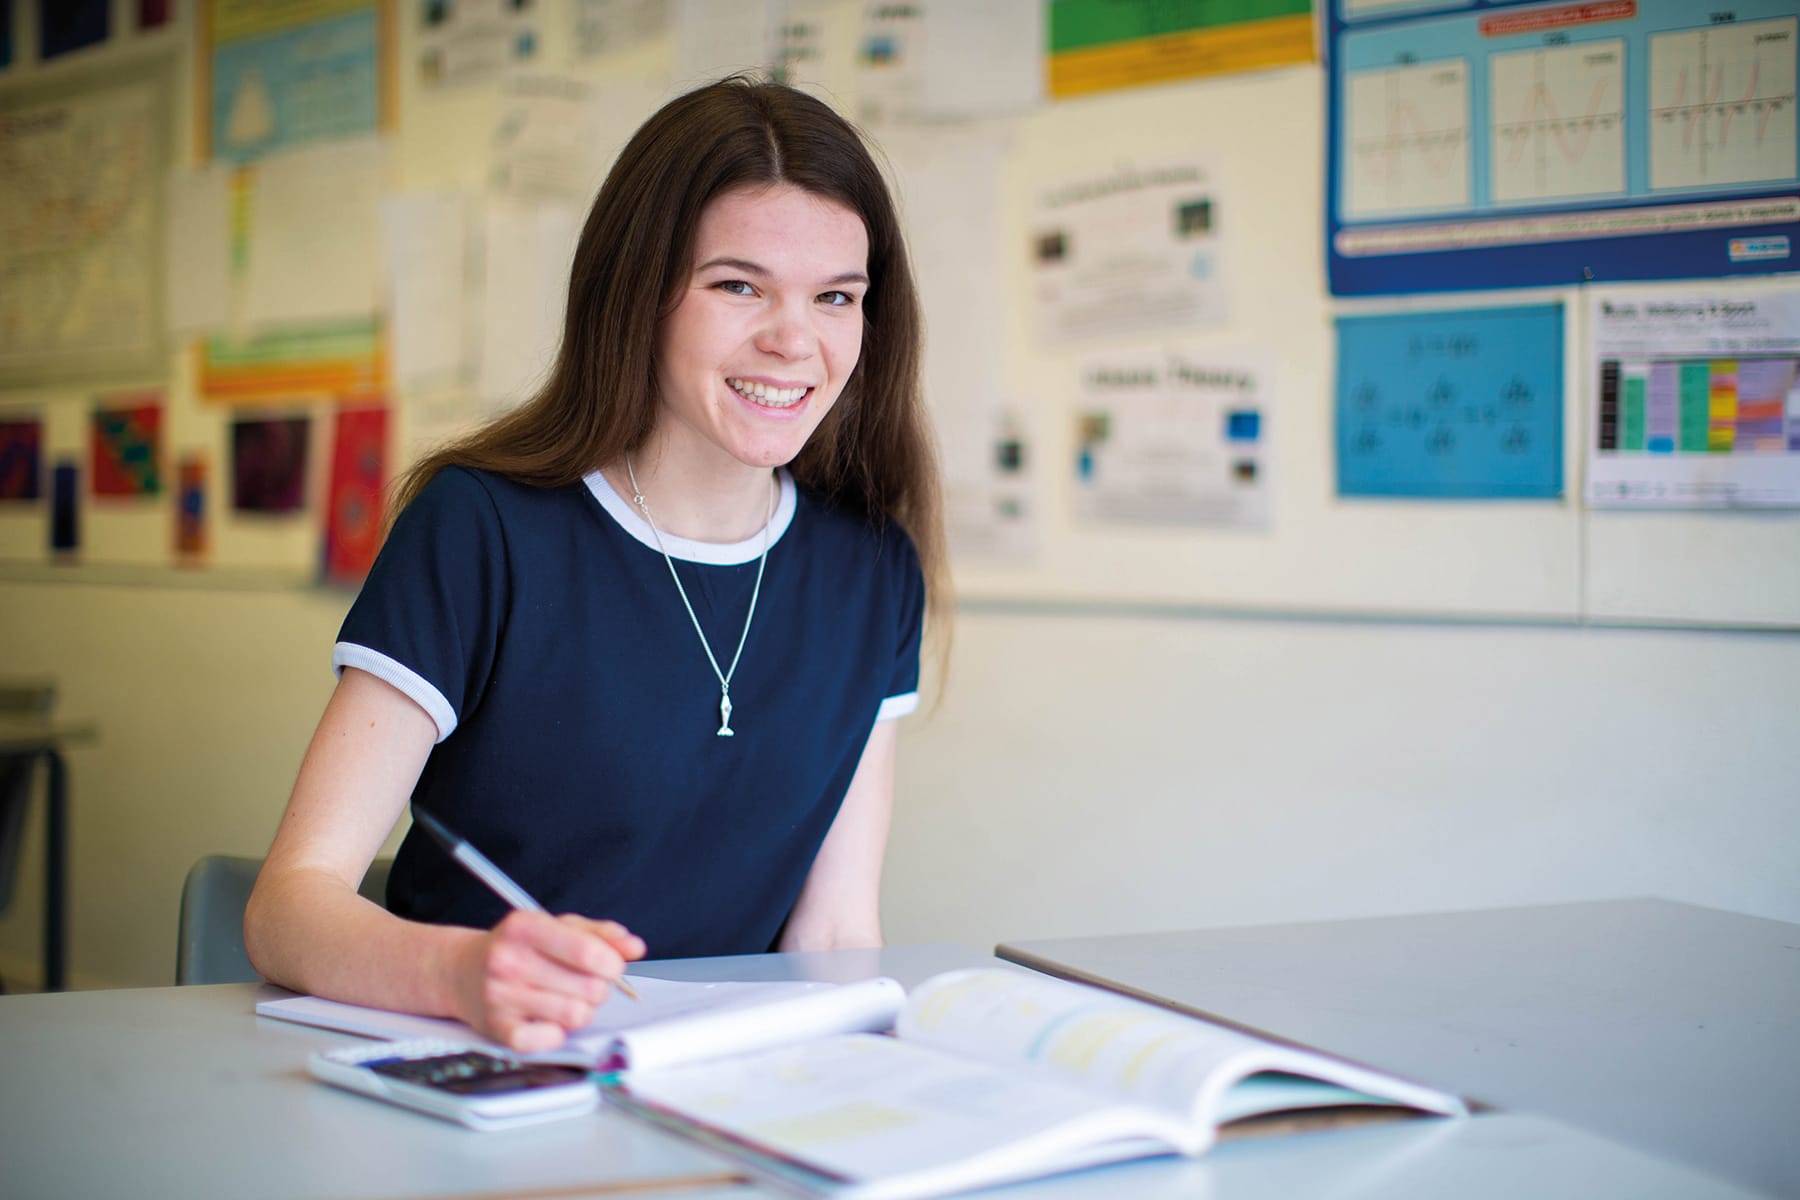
[369,1051,589,1095]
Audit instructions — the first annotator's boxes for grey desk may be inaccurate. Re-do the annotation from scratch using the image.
[0,714,97,992]
[0,943,1762,1200]
[998,898,1800,1198]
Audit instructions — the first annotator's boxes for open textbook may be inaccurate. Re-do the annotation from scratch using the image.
[260,967,1465,1197]
[612,968,1468,1200]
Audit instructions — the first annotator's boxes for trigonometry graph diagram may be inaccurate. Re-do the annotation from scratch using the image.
[1649,17,1798,190]
[1346,59,1471,218]
[1490,40,1626,204]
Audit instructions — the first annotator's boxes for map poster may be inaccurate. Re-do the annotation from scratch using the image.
[0,63,170,383]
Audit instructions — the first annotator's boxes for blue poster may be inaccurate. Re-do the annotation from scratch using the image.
[1336,304,1563,498]
[1327,0,1800,294]
[211,7,380,164]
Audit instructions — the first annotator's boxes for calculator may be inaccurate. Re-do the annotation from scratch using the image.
[308,1038,600,1130]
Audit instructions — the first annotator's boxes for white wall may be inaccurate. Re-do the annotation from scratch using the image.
[2,4,1797,990]
[4,576,1798,990]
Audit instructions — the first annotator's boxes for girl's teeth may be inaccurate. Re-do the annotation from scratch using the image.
[729,379,807,408]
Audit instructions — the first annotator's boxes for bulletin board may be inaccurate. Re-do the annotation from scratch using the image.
[0,0,1795,631]
[1324,0,1800,295]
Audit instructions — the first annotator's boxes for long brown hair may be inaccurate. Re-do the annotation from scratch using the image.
[393,75,949,648]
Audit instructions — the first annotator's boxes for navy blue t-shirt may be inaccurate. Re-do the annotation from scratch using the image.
[333,466,924,959]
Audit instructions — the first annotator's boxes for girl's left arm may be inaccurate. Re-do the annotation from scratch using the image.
[778,719,899,952]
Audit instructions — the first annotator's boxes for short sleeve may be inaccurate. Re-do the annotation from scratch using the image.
[332,468,509,743]
[876,531,926,722]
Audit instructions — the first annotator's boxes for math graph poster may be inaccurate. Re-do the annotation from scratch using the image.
[1328,0,1800,293]
[1587,289,1800,507]
[1335,304,1563,498]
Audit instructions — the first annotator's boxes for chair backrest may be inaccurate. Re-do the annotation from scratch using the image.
[0,681,57,914]
[175,854,393,985]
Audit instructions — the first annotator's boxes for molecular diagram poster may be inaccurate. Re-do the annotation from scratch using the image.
[1336,304,1564,498]
[1327,0,1800,294]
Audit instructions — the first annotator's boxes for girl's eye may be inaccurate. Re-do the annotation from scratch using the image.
[819,291,857,307]
[717,280,755,296]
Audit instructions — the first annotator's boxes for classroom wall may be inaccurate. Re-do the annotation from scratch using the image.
[2,3,1797,990]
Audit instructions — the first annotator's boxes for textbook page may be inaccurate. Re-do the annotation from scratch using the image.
[255,975,868,1066]
[620,1033,1196,1200]
[896,970,1465,1129]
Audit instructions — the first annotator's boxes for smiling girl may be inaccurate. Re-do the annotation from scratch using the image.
[244,77,947,1052]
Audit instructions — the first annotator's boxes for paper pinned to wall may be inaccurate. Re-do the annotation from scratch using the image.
[417,0,542,89]
[164,163,235,335]
[242,136,386,330]
[1073,350,1273,529]
[1334,305,1564,500]
[490,75,664,205]
[887,127,1037,561]
[1031,158,1228,343]
[1587,290,1800,509]
[383,191,472,388]
[478,200,583,409]
[856,1,1044,125]
[915,0,1043,120]
[574,0,670,59]
[674,0,780,82]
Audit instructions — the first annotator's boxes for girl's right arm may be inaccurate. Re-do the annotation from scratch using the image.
[243,667,643,1051]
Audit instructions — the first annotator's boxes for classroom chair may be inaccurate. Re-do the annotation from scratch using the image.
[175,854,393,985]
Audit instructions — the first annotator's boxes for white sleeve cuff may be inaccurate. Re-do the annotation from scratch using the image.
[333,643,459,743]
[876,692,920,722]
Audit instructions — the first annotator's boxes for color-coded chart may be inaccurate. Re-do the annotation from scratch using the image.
[1597,357,1800,455]
[1587,290,1800,508]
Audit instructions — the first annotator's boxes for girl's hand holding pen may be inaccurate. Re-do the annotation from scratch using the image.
[453,912,646,1052]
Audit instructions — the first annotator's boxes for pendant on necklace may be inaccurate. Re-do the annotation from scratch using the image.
[717,691,735,738]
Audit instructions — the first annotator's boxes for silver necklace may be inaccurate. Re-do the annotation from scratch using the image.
[624,456,774,738]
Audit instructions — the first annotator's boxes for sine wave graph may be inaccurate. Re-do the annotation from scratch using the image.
[1346,59,1471,218]
[1490,41,1626,203]
[1649,17,1798,190]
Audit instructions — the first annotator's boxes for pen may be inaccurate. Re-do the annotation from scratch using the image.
[410,805,641,1001]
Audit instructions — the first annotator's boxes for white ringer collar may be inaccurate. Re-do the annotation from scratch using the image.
[584,467,797,565]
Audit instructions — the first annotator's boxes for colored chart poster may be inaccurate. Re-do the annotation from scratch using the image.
[1049,0,1314,98]
[1336,304,1563,497]
[1587,289,1800,507]
[1073,351,1272,528]
[90,397,163,496]
[322,404,387,584]
[208,0,383,163]
[0,67,168,382]
[1328,0,1800,293]
[0,419,42,500]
